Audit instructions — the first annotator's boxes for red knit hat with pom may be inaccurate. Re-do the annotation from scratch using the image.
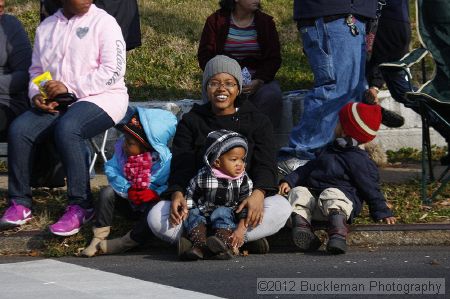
[338,102,382,144]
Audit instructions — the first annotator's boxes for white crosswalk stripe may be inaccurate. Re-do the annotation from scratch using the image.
[0,259,222,299]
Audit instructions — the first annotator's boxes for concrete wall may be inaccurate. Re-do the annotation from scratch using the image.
[110,90,444,155]
[375,90,446,151]
[0,90,445,160]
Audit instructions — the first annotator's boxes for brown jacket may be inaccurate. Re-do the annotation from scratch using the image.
[197,9,281,83]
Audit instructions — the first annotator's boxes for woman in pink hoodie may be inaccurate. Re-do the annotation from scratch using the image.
[0,0,128,236]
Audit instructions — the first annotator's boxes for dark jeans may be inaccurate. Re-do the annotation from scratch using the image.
[95,186,154,244]
[8,102,114,209]
[247,80,282,127]
[0,104,17,142]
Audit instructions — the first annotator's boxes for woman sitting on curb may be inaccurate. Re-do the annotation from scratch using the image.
[147,55,291,256]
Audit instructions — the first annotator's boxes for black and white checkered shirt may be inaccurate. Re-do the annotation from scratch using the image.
[186,166,253,217]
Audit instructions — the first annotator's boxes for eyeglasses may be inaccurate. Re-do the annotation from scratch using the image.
[207,81,238,89]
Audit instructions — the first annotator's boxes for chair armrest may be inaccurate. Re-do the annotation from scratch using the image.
[379,48,429,71]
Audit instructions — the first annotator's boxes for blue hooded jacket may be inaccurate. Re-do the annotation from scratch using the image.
[105,107,177,198]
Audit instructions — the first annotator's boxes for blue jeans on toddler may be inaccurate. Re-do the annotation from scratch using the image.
[283,17,367,159]
[184,207,237,233]
[8,102,114,209]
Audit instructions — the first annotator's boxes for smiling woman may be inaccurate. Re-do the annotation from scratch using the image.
[147,55,292,258]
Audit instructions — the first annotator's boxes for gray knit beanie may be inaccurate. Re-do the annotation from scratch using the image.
[204,129,248,165]
[202,55,243,102]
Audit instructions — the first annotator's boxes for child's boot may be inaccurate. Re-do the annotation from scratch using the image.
[291,213,321,251]
[81,226,110,257]
[182,223,208,261]
[98,230,139,254]
[206,228,233,259]
[177,235,193,258]
[326,209,349,254]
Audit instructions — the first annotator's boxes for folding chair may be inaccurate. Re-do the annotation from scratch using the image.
[88,105,136,175]
[88,130,109,175]
[379,0,450,203]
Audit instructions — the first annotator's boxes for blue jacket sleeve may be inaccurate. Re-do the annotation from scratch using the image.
[104,153,131,198]
[282,160,316,188]
[346,154,393,221]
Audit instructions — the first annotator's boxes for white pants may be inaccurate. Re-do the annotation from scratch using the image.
[288,187,353,223]
[147,194,292,244]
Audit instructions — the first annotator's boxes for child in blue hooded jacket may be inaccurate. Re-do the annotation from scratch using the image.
[81,107,177,257]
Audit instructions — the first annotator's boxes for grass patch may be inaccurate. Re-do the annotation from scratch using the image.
[6,0,433,100]
[386,146,448,163]
[1,180,449,257]
[7,0,311,100]
[354,181,450,224]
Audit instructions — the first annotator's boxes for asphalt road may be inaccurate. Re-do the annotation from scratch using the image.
[1,246,448,298]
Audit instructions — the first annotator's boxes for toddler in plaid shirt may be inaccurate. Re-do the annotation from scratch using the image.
[182,129,253,260]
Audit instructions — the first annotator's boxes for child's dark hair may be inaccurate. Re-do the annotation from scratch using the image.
[219,0,261,12]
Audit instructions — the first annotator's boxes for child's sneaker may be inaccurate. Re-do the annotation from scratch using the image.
[0,201,32,226]
[49,205,94,236]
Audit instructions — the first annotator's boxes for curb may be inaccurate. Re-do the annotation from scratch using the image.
[1,224,449,255]
[267,224,450,250]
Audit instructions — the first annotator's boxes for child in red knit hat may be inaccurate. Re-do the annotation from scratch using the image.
[279,102,396,254]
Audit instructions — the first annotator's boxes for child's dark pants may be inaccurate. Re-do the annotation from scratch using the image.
[94,186,154,244]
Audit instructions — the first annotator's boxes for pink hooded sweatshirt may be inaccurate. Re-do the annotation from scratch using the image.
[28,4,128,124]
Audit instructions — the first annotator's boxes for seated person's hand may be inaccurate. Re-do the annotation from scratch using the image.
[382,216,396,225]
[170,191,188,226]
[236,189,265,228]
[278,182,291,195]
[242,79,264,95]
[32,94,59,113]
[365,87,380,105]
[231,224,246,249]
[44,80,68,99]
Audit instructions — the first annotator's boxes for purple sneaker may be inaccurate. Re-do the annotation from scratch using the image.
[49,205,94,236]
[0,201,32,226]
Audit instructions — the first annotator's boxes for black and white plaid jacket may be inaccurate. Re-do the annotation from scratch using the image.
[186,166,253,217]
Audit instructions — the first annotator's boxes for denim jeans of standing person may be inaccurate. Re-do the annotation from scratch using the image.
[8,101,114,209]
[282,17,367,160]
[183,206,237,233]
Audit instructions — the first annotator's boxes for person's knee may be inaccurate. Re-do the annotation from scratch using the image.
[54,117,80,142]
[147,200,169,233]
[98,186,116,205]
[8,114,29,138]
[288,187,315,205]
[252,84,282,107]
[265,195,292,220]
